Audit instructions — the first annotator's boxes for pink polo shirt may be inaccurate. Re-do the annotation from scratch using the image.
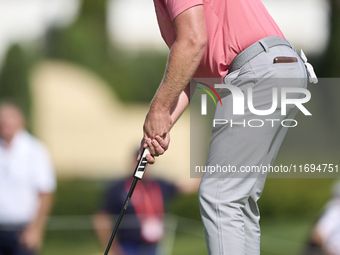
[153,0,284,78]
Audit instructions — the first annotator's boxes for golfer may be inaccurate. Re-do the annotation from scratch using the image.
[0,101,56,255]
[140,0,316,254]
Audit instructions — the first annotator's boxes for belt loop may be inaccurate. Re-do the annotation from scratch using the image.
[259,39,270,53]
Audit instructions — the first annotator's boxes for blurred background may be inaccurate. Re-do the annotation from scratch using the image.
[0,0,339,254]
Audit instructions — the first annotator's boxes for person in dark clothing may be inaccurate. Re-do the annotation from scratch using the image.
[93,151,177,255]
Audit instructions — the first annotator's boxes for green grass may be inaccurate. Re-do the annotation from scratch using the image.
[40,178,331,254]
[42,230,101,255]
[171,233,207,255]
[260,217,313,255]
[170,217,314,255]
[41,216,315,255]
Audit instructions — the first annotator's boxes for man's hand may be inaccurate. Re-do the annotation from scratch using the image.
[141,108,171,163]
[19,193,53,252]
[143,107,172,141]
[139,134,170,164]
[20,224,43,251]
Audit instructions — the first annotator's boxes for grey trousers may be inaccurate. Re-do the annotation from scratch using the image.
[198,42,307,255]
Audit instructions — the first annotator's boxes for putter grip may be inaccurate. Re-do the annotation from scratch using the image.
[133,148,150,179]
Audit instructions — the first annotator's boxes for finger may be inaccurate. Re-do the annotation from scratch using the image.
[143,134,149,148]
[145,137,157,156]
[155,134,170,150]
[143,134,153,152]
[151,139,165,156]
[145,153,155,164]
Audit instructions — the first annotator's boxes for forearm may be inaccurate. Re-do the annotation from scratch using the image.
[93,212,122,254]
[30,193,53,231]
[170,82,196,126]
[150,30,206,115]
[93,212,113,248]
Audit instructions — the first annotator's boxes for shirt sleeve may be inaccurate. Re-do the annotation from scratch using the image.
[315,202,340,240]
[165,0,203,21]
[34,142,56,193]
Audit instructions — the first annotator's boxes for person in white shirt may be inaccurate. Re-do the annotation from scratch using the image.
[0,101,56,255]
[310,181,340,255]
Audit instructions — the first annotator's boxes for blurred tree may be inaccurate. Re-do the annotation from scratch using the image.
[0,45,32,127]
[320,0,340,76]
[282,0,340,150]
[312,0,340,145]
[45,0,107,72]
[81,0,106,18]
[45,0,167,103]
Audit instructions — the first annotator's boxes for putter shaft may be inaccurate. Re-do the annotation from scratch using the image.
[104,178,138,255]
[103,148,149,255]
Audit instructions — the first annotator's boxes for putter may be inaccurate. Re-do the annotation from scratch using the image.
[103,147,150,255]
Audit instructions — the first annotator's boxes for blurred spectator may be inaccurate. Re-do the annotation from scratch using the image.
[0,101,56,255]
[93,151,179,255]
[304,181,340,255]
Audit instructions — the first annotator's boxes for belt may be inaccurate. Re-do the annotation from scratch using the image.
[228,36,293,74]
